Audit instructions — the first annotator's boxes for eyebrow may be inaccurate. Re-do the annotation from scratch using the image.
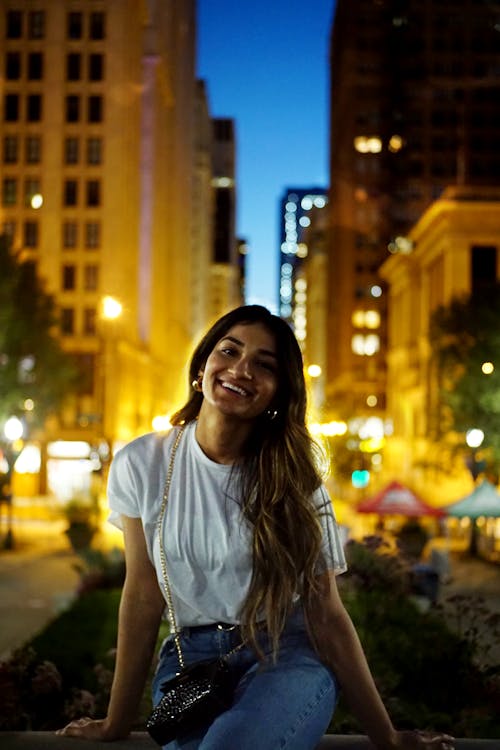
[220,335,278,359]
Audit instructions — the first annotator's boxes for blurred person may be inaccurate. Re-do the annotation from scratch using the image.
[57,305,454,750]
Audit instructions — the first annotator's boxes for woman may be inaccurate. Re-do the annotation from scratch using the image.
[57,305,454,750]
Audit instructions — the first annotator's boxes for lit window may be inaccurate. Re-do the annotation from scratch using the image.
[63,222,78,249]
[87,138,102,164]
[84,264,99,291]
[3,136,18,164]
[352,310,365,328]
[85,222,100,249]
[354,135,382,154]
[2,178,17,206]
[26,136,41,164]
[351,334,380,356]
[365,310,380,329]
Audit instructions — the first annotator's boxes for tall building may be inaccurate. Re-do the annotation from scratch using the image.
[0,1,221,497]
[327,0,500,420]
[209,117,243,320]
[277,187,328,343]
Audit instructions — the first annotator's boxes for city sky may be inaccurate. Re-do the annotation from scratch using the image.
[197,0,336,311]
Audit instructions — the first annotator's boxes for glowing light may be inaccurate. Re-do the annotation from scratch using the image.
[365,310,380,329]
[47,441,91,458]
[152,415,171,431]
[309,421,347,437]
[102,296,123,320]
[354,135,382,154]
[301,197,313,210]
[366,395,378,407]
[466,429,484,449]
[482,362,494,375]
[352,469,370,488]
[23,398,35,411]
[388,135,404,152]
[14,444,41,473]
[307,364,322,378]
[296,243,308,258]
[299,217,311,227]
[370,285,382,298]
[30,193,43,209]
[4,416,23,441]
[285,202,297,212]
[313,196,326,208]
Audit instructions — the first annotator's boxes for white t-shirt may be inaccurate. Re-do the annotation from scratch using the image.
[108,421,347,627]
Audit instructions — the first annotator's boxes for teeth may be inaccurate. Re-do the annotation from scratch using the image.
[221,381,248,397]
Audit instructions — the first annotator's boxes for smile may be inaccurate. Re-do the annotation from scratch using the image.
[220,381,251,397]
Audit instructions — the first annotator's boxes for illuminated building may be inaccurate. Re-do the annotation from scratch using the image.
[327,0,500,420]
[278,187,328,344]
[0,2,231,496]
[380,186,500,501]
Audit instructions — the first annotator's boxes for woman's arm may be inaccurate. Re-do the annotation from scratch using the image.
[306,570,454,750]
[56,515,166,741]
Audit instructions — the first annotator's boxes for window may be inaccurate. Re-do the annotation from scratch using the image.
[24,178,40,207]
[3,135,18,163]
[2,178,17,206]
[61,308,75,335]
[64,180,78,206]
[66,95,80,122]
[6,11,22,39]
[25,136,41,164]
[86,180,100,207]
[89,12,105,39]
[471,245,497,294]
[351,333,380,356]
[27,94,42,122]
[67,11,83,39]
[83,308,97,335]
[6,52,21,80]
[84,264,99,291]
[4,94,19,122]
[88,95,102,123]
[63,221,78,249]
[3,221,16,240]
[28,10,45,39]
[66,53,81,81]
[62,264,76,290]
[88,54,104,81]
[28,53,43,80]
[85,222,100,248]
[24,220,38,248]
[65,137,79,164]
[86,137,102,164]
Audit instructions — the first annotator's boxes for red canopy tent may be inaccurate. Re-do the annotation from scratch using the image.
[357,481,446,517]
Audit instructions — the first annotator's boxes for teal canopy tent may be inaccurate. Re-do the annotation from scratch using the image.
[444,480,500,519]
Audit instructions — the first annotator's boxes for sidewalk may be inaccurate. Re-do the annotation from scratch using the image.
[0,502,123,661]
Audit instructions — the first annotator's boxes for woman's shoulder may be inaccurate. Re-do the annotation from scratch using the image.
[111,428,179,469]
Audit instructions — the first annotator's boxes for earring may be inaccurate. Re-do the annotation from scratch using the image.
[192,373,203,392]
[266,409,278,421]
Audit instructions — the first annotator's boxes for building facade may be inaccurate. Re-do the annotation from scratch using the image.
[327,0,500,423]
[0,1,226,497]
[380,187,500,501]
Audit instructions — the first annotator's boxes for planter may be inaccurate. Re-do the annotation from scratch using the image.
[65,522,96,552]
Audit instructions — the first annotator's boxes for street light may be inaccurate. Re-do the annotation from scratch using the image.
[465,428,485,481]
[98,296,123,449]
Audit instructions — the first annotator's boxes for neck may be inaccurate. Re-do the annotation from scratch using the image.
[194,412,251,465]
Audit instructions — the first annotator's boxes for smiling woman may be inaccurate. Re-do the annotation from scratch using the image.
[57,305,454,750]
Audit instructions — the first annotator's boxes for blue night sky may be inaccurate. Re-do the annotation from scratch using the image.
[197,0,336,312]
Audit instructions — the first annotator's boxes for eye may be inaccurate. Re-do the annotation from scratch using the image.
[220,346,237,357]
[256,359,276,373]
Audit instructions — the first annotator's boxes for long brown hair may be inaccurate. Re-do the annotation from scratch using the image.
[171,305,324,658]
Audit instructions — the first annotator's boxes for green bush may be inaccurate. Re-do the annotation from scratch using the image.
[330,538,500,738]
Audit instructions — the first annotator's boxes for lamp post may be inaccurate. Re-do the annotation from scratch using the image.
[1,416,24,549]
[465,428,485,556]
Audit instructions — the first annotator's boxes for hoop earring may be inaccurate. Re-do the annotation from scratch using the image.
[266,409,278,421]
[191,373,203,392]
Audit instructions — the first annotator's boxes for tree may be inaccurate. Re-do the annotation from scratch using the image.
[0,234,78,431]
[429,282,500,469]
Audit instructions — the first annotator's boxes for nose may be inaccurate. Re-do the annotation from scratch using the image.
[228,355,253,379]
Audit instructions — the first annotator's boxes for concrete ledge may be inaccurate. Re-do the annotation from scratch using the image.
[0,733,498,749]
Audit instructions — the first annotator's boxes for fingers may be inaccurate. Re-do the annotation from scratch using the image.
[55,717,95,737]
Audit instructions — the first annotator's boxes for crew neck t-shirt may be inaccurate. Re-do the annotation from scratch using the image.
[107,421,347,627]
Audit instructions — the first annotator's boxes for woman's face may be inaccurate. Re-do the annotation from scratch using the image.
[200,322,279,422]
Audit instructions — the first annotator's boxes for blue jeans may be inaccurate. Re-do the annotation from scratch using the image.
[152,608,339,750]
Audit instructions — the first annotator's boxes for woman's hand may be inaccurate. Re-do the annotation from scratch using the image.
[55,716,127,742]
[382,729,455,749]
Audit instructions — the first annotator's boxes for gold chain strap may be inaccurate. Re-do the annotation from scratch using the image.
[157,425,245,671]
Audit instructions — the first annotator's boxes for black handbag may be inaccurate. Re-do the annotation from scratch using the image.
[146,657,236,745]
[146,428,243,746]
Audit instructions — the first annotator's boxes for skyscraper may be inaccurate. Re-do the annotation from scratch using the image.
[327,0,500,418]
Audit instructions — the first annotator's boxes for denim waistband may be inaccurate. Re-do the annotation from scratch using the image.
[179,621,240,637]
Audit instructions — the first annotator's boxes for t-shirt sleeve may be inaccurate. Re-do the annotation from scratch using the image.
[107,443,142,530]
[313,485,348,575]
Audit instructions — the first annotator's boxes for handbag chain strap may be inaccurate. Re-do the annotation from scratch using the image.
[157,425,245,671]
